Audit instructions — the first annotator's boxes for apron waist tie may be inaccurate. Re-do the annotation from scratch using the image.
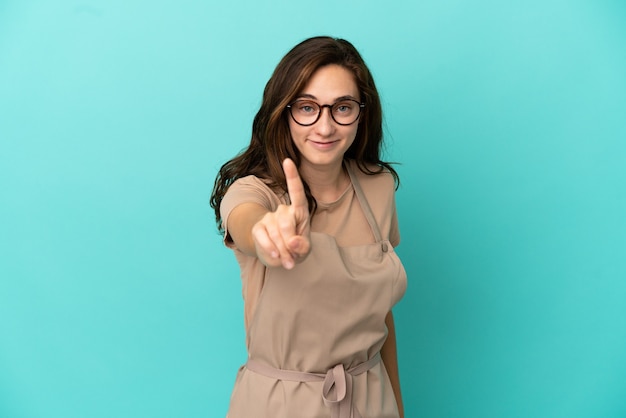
[245,353,381,418]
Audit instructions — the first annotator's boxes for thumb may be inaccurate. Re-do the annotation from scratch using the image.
[287,235,311,259]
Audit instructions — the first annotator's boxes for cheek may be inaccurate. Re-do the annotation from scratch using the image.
[288,121,308,141]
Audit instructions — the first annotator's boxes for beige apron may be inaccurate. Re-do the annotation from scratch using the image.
[227,165,407,418]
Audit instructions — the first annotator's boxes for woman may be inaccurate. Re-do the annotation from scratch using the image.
[211,36,407,418]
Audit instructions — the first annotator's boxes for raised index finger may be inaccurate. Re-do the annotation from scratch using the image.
[282,158,307,210]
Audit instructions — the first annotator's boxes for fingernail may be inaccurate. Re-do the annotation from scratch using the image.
[284,260,294,270]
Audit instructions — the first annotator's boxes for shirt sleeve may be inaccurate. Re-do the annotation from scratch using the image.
[220,176,280,249]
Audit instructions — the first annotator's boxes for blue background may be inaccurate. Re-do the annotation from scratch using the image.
[1,1,625,417]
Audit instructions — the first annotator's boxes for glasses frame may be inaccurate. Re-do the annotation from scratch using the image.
[286,99,366,126]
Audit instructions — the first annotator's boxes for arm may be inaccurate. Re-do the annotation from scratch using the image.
[227,202,271,256]
[381,311,404,418]
[225,159,311,270]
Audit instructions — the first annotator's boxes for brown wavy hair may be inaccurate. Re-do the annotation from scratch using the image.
[210,36,399,233]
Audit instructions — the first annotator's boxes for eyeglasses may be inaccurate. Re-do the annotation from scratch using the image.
[286,99,365,126]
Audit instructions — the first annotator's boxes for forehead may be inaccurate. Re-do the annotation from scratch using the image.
[299,64,359,101]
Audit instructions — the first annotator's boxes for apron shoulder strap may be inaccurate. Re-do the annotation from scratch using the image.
[345,162,386,250]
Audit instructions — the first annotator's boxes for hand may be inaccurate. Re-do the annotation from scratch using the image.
[251,158,311,269]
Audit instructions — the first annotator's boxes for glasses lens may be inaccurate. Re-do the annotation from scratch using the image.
[290,100,320,125]
[332,100,361,125]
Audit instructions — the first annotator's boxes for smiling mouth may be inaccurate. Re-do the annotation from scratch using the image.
[310,140,339,145]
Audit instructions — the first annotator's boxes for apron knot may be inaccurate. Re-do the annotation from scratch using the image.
[322,363,355,418]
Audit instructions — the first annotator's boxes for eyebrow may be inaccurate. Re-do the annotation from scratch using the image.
[296,93,360,102]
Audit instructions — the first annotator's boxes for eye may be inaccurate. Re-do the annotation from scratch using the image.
[334,101,355,114]
[295,101,318,113]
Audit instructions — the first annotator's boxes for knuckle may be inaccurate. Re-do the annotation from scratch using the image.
[266,227,281,242]
[251,222,264,235]
[278,217,294,230]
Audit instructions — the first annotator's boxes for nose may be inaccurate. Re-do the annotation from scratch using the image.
[315,106,335,136]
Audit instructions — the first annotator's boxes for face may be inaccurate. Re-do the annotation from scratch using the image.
[288,64,360,173]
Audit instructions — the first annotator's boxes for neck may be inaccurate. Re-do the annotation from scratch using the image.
[299,161,349,203]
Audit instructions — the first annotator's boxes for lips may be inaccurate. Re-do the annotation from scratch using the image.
[309,139,339,145]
